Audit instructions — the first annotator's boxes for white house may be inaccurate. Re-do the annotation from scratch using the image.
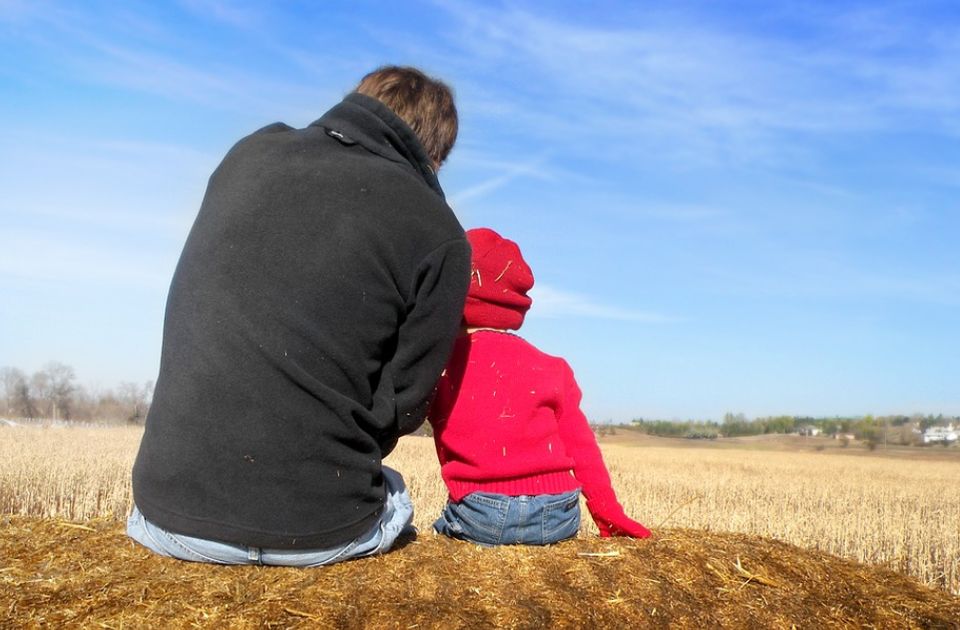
[798,425,821,437]
[921,426,958,445]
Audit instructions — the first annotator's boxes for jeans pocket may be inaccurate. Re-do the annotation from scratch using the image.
[449,494,509,544]
[541,491,581,543]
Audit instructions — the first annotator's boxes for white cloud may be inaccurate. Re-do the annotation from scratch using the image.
[529,284,677,323]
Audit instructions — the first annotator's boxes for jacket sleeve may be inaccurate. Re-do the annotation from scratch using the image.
[555,361,651,538]
[373,237,471,456]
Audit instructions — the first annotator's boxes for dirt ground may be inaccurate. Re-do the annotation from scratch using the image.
[599,429,960,463]
[2,517,958,629]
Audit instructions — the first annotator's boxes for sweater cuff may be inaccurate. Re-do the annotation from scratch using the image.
[583,486,619,509]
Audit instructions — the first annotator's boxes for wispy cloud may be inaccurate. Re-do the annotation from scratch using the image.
[630,204,728,223]
[0,229,174,290]
[2,2,327,119]
[702,251,960,307]
[448,155,554,207]
[910,164,960,190]
[529,284,678,323]
[846,268,960,307]
[176,0,262,29]
[433,1,960,169]
[69,37,324,117]
[0,133,213,239]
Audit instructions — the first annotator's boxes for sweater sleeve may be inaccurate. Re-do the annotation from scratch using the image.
[555,361,651,538]
[372,238,471,456]
[554,360,618,503]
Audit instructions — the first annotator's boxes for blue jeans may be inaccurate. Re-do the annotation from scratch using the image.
[433,489,581,546]
[126,466,414,567]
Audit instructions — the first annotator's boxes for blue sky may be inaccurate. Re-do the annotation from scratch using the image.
[1,1,958,421]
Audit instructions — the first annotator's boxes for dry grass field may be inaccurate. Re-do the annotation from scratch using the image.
[0,425,958,595]
[1,424,959,627]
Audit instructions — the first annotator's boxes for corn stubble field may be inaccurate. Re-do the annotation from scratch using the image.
[1,424,959,627]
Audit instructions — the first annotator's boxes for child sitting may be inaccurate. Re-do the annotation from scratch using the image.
[429,227,651,545]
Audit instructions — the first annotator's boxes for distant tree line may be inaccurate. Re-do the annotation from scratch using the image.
[0,362,152,424]
[630,412,959,443]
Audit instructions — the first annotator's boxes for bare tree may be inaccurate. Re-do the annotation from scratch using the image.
[1,363,157,423]
[14,378,37,419]
[43,361,76,420]
[29,369,52,417]
[118,380,152,424]
[1,367,25,416]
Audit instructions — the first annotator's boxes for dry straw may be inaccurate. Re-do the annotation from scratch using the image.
[2,517,957,628]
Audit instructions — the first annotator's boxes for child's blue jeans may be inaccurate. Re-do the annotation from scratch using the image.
[126,466,414,567]
[433,489,581,546]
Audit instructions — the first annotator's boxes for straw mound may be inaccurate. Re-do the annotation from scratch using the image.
[2,517,958,629]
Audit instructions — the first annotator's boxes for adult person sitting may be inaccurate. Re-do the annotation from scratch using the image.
[128,66,471,567]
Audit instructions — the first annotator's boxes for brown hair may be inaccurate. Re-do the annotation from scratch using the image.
[355,66,458,167]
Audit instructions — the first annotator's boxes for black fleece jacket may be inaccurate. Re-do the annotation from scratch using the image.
[132,93,470,549]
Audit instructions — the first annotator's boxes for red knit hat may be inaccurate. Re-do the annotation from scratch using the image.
[464,228,534,330]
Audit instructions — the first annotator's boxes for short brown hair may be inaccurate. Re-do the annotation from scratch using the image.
[355,66,458,166]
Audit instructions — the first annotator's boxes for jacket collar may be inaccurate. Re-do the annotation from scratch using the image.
[311,93,444,198]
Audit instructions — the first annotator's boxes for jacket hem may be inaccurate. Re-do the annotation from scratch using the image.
[133,496,384,550]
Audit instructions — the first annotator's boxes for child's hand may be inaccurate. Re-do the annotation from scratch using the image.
[595,513,652,539]
[586,491,652,539]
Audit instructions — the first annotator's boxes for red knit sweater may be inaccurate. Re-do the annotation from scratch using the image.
[429,330,615,504]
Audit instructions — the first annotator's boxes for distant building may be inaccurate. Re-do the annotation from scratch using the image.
[798,425,821,437]
[921,426,958,445]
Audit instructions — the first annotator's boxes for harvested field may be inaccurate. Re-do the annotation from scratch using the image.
[1,424,959,627]
[2,517,958,629]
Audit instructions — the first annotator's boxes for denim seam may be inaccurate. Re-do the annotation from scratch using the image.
[302,538,361,567]
[158,528,234,564]
[494,498,508,544]
[518,499,529,545]
[541,503,550,543]
[135,514,176,560]
[470,494,510,509]
[131,507,223,563]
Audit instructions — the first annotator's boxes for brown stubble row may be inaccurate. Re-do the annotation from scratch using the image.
[0,426,957,595]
